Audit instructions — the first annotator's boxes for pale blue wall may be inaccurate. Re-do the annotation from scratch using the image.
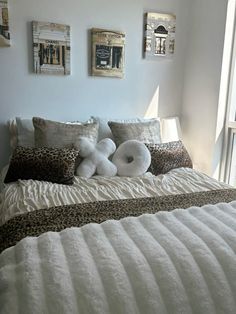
[0,0,190,168]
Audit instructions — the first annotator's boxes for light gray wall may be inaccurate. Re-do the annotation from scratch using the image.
[0,0,190,168]
[181,0,228,175]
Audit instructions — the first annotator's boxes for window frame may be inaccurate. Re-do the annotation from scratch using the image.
[220,8,236,184]
[224,124,236,184]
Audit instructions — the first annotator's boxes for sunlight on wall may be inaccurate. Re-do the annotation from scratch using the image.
[161,117,182,143]
[144,86,160,118]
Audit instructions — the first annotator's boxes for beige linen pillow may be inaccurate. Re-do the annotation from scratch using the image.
[33,117,98,148]
[91,116,160,141]
[108,120,161,146]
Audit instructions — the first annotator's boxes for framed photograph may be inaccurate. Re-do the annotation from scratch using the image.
[91,28,125,78]
[0,0,10,47]
[32,21,71,75]
[144,12,176,58]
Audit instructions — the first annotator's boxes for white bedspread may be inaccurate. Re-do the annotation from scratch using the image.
[0,168,230,225]
[1,201,236,314]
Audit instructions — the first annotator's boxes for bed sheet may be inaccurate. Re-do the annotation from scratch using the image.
[0,167,230,225]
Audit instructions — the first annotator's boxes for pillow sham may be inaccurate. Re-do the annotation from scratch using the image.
[4,146,79,185]
[8,118,34,149]
[16,117,35,147]
[8,119,18,149]
[108,119,161,146]
[8,117,95,149]
[33,117,98,148]
[145,141,193,175]
[91,116,160,142]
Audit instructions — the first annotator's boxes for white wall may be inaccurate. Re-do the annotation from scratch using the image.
[181,0,228,175]
[0,0,190,168]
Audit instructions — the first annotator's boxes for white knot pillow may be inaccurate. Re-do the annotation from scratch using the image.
[112,140,151,177]
[76,137,117,178]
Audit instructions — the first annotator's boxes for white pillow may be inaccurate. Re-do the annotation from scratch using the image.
[8,119,18,149]
[16,117,35,147]
[91,116,160,142]
[8,117,35,149]
[76,138,117,178]
[112,140,151,177]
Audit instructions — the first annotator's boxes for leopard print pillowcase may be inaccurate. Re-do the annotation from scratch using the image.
[145,141,193,175]
[4,146,79,185]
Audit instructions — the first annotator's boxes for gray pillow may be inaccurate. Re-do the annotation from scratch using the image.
[33,117,98,148]
[108,120,161,146]
[9,117,95,149]
[91,116,160,141]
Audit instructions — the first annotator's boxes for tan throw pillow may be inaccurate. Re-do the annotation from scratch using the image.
[145,141,193,175]
[4,147,79,185]
[33,117,98,148]
[108,120,161,146]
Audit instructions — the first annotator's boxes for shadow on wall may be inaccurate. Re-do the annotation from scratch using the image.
[0,123,11,168]
[87,29,92,76]
[27,21,33,73]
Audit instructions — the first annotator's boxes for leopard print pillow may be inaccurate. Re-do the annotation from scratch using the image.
[145,141,193,175]
[4,146,79,185]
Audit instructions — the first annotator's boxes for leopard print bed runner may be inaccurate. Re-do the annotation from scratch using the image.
[1,188,236,253]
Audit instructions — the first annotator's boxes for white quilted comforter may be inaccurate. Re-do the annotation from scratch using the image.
[1,201,236,314]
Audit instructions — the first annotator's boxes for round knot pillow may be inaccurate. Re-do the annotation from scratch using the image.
[112,140,151,177]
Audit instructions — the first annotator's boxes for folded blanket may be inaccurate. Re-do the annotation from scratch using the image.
[1,201,236,314]
[1,188,236,253]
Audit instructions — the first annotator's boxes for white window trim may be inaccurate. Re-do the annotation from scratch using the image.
[214,0,236,181]
[219,2,236,183]
[223,123,236,183]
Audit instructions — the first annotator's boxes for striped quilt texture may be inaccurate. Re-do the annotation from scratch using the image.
[1,201,236,314]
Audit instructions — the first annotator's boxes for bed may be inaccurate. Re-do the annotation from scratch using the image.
[1,117,236,314]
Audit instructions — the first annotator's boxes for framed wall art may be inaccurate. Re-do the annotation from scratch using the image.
[0,0,10,47]
[32,21,71,75]
[144,12,176,58]
[91,28,125,78]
